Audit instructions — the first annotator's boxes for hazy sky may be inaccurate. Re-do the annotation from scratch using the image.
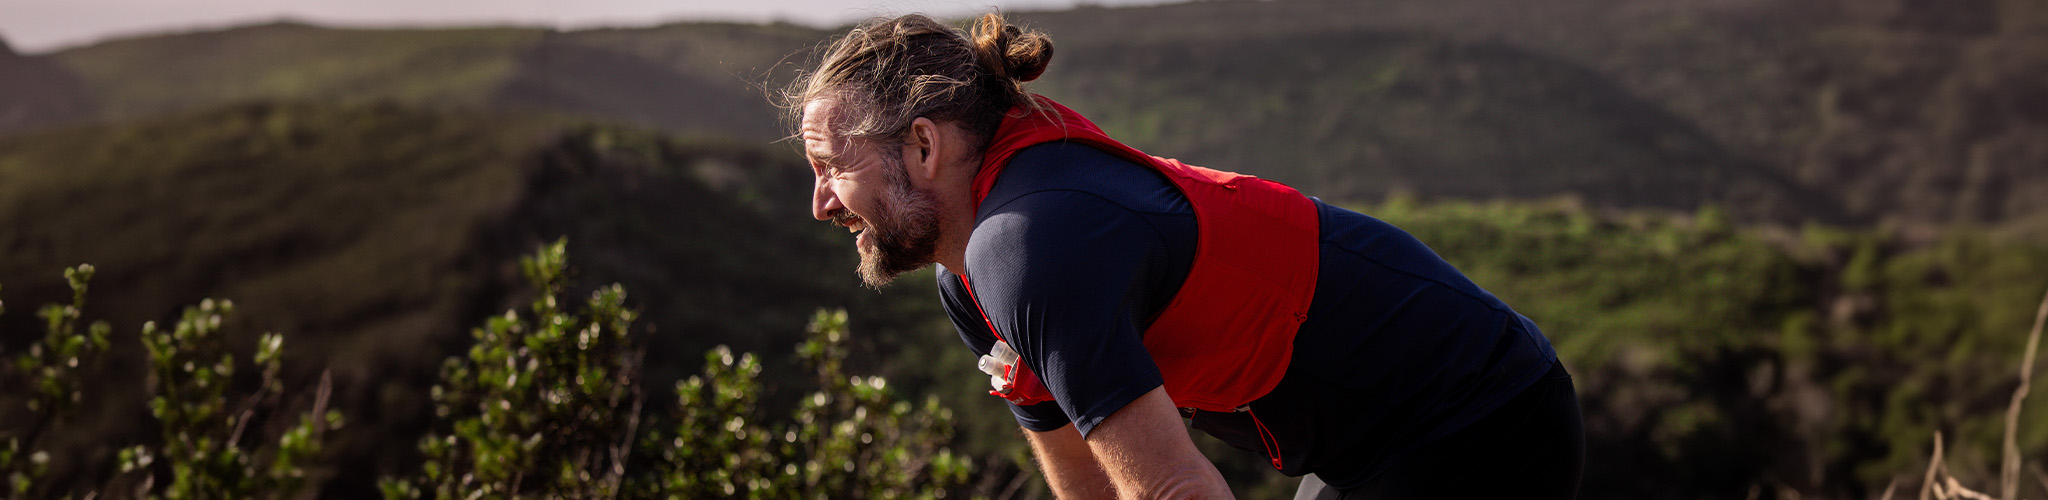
[0,0,1173,54]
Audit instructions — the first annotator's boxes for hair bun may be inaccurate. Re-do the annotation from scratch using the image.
[971,13,1054,83]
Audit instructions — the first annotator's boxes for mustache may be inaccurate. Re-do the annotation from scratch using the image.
[829,210,861,226]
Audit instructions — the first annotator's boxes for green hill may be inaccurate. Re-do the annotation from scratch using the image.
[20,0,2048,227]
[1011,0,2048,225]
[1022,28,1837,222]
[18,2,2047,227]
[49,23,544,120]
[45,21,803,144]
[44,17,1824,221]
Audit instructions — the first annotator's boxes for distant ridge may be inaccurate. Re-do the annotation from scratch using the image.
[19,0,2048,227]
[0,33,92,133]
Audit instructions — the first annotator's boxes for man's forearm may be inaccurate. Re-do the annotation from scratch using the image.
[1084,388,1233,499]
[1026,424,1117,499]
[1023,388,1234,499]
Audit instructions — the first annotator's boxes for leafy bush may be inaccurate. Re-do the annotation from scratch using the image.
[378,239,971,499]
[0,264,338,499]
[2,241,970,499]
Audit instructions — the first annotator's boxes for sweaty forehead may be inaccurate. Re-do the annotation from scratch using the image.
[801,99,841,141]
[801,99,858,160]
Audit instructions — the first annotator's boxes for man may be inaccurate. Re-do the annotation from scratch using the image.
[790,13,1583,499]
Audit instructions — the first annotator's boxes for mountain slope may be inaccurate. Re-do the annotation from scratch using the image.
[1025,28,1839,222]
[30,0,2048,226]
[50,23,544,119]
[45,21,806,143]
[0,37,93,133]
[1014,0,2048,224]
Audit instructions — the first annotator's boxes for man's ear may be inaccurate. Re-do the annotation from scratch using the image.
[904,117,942,182]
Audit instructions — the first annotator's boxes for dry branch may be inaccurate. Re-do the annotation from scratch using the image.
[1925,432,1947,500]
[2007,288,2048,500]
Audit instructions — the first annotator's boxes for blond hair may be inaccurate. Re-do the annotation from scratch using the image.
[784,13,1053,150]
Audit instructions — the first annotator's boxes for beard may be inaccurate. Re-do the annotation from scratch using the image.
[853,159,942,289]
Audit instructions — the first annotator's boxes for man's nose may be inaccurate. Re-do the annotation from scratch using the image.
[812,175,843,222]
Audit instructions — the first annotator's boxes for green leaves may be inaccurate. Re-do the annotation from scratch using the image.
[1,265,115,497]
[2,243,970,499]
[641,308,968,499]
[388,238,646,499]
[386,240,969,499]
[136,298,336,499]
[0,263,336,500]
[15,265,112,417]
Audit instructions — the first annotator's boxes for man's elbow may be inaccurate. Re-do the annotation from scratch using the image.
[1123,464,1234,500]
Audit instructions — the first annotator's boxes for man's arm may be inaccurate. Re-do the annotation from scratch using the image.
[1029,387,1232,499]
[1025,423,1116,499]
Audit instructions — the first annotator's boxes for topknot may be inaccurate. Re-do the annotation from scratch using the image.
[971,13,1054,83]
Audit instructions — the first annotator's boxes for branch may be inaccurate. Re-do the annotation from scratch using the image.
[1946,476,1997,500]
[2000,287,2048,500]
[606,349,647,500]
[310,370,333,434]
[1923,431,1945,500]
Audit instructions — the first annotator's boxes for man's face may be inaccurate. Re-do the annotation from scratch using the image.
[802,99,942,288]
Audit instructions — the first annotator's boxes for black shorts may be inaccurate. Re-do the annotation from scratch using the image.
[1294,362,1585,500]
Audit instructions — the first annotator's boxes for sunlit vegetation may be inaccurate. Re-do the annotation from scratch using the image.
[2,244,970,499]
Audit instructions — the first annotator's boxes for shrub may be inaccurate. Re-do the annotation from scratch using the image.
[378,239,971,499]
[0,264,338,499]
[4,241,970,499]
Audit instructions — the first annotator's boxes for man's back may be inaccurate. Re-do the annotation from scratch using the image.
[938,141,1557,487]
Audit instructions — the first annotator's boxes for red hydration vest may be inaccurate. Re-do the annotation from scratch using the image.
[961,97,1321,414]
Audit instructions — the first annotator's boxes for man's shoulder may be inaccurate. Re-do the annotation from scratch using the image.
[980,142,1187,218]
[969,141,1194,260]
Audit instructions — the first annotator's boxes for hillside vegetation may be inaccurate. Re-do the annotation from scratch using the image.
[1018,0,2048,225]
[1,0,2046,498]
[0,101,2041,498]
[0,103,1012,497]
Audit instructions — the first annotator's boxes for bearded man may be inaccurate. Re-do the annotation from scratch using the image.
[789,13,1583,500]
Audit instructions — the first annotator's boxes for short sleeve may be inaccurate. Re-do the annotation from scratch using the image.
[959,189,1174,436]
[937,271,1074,432]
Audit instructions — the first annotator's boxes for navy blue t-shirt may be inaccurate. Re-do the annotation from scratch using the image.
[936,142,1557,488]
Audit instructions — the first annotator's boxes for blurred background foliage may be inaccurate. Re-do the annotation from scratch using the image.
[2,0,2047,498]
